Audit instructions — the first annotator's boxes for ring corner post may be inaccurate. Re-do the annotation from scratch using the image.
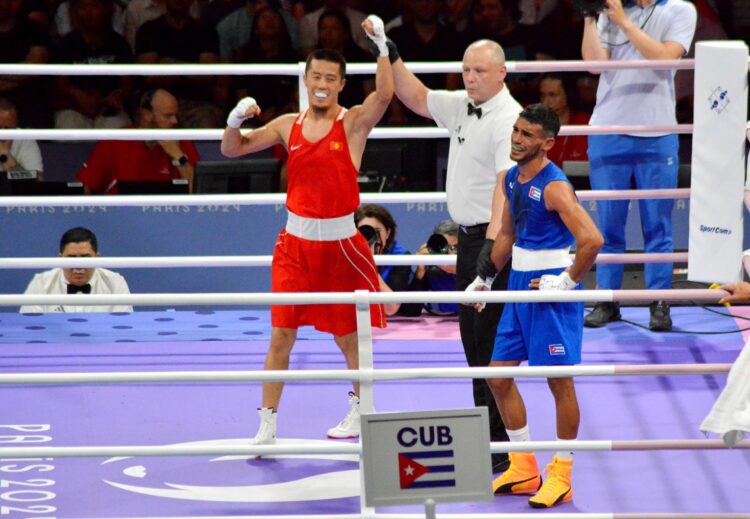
[688,41,749,284]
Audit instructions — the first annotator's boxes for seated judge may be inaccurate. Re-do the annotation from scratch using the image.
[20,227,133,313]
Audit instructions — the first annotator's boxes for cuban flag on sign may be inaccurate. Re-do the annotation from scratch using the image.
[529,186,542,201]
[398,450,456,489]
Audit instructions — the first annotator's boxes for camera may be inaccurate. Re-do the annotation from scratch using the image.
[425,233,450,277]
[573,0,606,16]
[358,225,382,254]
[426,233,449,255]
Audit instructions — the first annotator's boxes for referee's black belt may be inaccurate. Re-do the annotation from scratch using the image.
[459,223,489,237]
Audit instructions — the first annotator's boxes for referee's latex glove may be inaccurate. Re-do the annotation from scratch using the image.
[476,239,497,281]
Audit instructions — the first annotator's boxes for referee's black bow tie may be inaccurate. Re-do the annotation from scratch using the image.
[467,103,482,119]
[67,283,91,294]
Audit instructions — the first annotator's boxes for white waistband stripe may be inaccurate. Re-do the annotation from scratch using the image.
[285,212,356,241]
[512,245,573,272]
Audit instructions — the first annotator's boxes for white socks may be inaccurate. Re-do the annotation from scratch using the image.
[506,425,531,443]
[505,427,575,460]
[556,436,574,460]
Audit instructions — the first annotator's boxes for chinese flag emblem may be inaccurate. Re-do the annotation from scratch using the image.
[330,141,343,151]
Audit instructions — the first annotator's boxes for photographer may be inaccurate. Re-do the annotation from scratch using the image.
[580,0,696,332]
[355,204,412,316]
[399,219,460,317]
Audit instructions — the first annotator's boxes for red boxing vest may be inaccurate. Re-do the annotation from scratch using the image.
[286,108,360,218]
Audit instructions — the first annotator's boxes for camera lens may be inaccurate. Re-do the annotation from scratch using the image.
[358,225,379,247]
[426,233,448,254]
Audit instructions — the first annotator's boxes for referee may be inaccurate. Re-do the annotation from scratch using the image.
[384,35,522,473]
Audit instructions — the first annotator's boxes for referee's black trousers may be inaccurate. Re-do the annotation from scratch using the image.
[456,225,511,469]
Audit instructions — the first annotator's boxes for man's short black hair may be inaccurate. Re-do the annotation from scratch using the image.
[60,227,98,253]
[305,48,347,79]
[518,103,561,138]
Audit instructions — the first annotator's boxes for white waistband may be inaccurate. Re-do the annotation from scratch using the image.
[511,245,572,272]
[286,211,356,241]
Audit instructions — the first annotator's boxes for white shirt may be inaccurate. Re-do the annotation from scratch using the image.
[10,138,43,173]
[590,0,697,133]
[20,268,133,313]
[427,87,521,226]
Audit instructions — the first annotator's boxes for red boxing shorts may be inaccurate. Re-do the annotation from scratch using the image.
[271,229,387,336]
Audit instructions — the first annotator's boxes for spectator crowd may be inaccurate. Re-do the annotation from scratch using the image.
[0,0,734,132]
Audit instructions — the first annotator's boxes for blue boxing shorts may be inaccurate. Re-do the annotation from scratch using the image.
[492,266,583,366]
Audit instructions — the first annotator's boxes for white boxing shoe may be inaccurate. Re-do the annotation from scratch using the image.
[327,392,361,439]
[252,407,277,445]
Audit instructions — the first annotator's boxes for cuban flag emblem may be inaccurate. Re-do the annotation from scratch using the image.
[529,186,542,201]
[398,450,456,489]
[549,344,566,356]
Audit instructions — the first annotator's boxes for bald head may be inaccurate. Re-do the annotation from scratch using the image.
[461,39,507,105]
[465,39,505,68]
[140,88,179,129]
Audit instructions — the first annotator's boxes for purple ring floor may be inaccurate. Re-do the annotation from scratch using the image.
[1,306,749,517]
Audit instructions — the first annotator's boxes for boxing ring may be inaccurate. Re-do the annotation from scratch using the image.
[1,46,750,518]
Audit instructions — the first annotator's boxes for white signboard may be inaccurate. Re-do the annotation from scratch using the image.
[360,408,492,507]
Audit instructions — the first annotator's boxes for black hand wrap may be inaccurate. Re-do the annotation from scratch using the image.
[366,37,400,64]
[476,239,497,281]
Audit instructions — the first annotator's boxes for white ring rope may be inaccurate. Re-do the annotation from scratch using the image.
[0,363,731,385]
[0,189,691,208]
[0,439,746,460]
[0,124,693,142]
[0,252,687,270]
[0,288,725,307]
[0,59,697,77]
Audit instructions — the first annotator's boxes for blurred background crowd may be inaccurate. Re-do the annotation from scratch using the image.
[0,0,742,130]
[0,0,744,193]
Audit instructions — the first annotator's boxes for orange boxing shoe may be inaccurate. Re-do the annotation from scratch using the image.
[528,455,573,508]
[492,452,542,495]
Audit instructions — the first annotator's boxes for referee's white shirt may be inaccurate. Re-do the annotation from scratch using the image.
[427,86,521,227]
[20,267,133,313]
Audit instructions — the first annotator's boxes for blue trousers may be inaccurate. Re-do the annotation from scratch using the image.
[588,134,678,290]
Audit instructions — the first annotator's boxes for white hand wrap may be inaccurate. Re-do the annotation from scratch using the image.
[226,97,257,129]
[538,271,577,291]
[465,275,494,311]
[364,14,388,57]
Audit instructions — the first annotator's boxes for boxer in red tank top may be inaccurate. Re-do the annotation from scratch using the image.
[221,20,394,442]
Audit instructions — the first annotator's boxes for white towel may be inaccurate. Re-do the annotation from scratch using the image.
[700,337,750,447]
